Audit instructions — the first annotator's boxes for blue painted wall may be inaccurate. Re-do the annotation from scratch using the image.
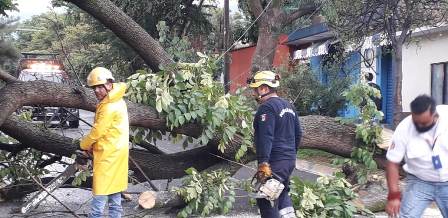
[377,48,395,125]
[339,52,361,117]
[309,52,361,117]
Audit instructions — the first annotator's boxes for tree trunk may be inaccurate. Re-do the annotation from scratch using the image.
[247,0,281,73]
[393,43,403,127]
[64,0,173,72]
[250,15,279,72]
[138,191,184,209]
[299,116,356,157]
[246,1,316,73]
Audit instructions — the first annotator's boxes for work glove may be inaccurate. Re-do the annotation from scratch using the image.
[75,150,91,170]
[255,162,272,184]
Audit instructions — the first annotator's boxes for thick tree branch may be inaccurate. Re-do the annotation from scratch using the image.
[0,80,202,137]
[0,142,26,153]
[0,69,17,83]
[64,0,174,71]
[284,4,319,25]
[247,0,263,18]
[131,136,167,155]
[0,115,233,179]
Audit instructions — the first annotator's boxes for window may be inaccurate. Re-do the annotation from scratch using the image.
[431,63,448,105]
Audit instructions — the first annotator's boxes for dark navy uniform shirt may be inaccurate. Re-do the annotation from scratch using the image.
[253,97,302,163]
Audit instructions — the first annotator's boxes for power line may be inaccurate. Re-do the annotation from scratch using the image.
[216,0,275,61]
[221,4,323,88]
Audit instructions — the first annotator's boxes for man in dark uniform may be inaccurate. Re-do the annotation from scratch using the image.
[366,72,382,111]
[247,70,302,218]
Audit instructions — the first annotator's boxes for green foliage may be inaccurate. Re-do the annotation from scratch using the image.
[290,174,371,217]
[334,82,383,184]
[71,167,90,186]
[0,132,49,184]
[0,0,16,16]
[111,0,215,37]
[127,53,253,159]
[14,10,137,81]
[344,83,383,146]
[157,21,197,62]
[68,151,91,187]
[127,54,255,160]
[297,148,339,160]
[0,17,19,73]
[280,59,352,117]
[173,168,236,218]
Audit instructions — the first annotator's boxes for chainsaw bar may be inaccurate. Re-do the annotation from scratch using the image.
[20,163,78,214]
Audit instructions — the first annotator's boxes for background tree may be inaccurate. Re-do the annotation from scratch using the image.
[238,0,318,72]
[0,18,18,72]
[0,0,18,86]
[16,1,220,81]
[0,0,16,16]
[324,0,448,126]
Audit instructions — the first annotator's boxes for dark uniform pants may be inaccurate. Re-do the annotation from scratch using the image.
[256,159,296,218]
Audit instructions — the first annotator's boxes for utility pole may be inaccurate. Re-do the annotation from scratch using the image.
[223,0,230,93]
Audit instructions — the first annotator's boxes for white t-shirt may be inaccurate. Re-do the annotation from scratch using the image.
[386,105,448,182]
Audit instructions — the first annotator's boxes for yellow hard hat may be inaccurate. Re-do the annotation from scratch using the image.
[86,67,115,87]
[247,70,280,88]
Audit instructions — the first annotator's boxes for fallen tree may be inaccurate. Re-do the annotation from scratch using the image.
[0,76,359,176]
[0,1,387,214]
[0,71,364,197]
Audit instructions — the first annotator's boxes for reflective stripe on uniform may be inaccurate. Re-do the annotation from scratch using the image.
[279,206,296,218]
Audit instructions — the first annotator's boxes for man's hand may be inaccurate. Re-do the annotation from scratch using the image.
[385,199,400,217]
[75,150,92,170]
[385,161,401,218]
[255,162,272,183]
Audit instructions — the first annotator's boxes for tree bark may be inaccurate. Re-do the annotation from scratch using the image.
[393,43,403,127]
[299,116,356,157]
[64,0,173,72]
[0,115,225,180]
[138,191,184,209]
[247,0,317,73]
[248,0,281,72]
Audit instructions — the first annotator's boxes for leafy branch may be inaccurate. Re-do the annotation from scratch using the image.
[126,54,255,160]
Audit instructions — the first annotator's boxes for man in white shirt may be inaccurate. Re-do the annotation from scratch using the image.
[386,95,448,217]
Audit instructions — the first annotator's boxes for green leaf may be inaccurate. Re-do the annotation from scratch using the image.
[190,111,197,119]
[179,116,185,125]
[185,113,191,121]
[156,100,163,112]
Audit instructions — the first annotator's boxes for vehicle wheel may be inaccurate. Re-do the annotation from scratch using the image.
[69,120,79,128]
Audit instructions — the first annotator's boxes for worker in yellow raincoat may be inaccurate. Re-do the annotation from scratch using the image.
[79,67,129,218]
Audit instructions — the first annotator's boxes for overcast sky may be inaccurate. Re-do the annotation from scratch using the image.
[9,0,239,22]
[9,0,60,21]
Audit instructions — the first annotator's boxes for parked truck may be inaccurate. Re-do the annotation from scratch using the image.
[16,53,80,128]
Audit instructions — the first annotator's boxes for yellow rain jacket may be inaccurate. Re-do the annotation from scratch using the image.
[80,83,129,195]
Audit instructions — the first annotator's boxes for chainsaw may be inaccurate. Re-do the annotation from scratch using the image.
[20,150,90,214]
[249,173,285,207]
[207,153,285,206]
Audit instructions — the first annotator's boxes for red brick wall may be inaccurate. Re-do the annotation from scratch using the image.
[229,34,291,93]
